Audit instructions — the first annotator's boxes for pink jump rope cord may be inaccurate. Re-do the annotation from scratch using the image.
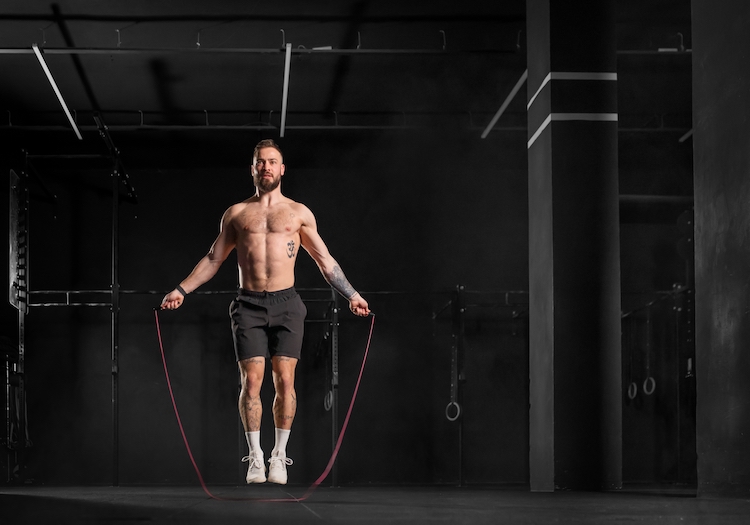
[154,309,375,502]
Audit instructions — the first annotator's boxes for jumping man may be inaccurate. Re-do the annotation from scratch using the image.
[161,139,370,485]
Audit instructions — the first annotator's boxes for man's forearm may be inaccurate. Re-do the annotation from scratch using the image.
[323,265,358,299]
[180,256,224,293]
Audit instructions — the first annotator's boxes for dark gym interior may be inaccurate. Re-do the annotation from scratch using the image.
[2,1,749,523]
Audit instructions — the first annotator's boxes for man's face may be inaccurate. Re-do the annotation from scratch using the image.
[252,147,285,193]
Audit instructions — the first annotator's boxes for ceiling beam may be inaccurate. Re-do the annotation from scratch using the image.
[0,13,525,23]
[0,46,502,55]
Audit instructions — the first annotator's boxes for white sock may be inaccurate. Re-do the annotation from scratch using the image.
[272,428,291,457]
[245,431,261,456]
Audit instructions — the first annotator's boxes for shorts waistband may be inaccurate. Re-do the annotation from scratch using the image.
[238,287,296,299]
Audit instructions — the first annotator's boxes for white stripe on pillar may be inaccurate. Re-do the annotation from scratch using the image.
[527,112,618,149]
[527,71,617,110]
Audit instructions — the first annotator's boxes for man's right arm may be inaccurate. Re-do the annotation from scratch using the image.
[160,207,238,310]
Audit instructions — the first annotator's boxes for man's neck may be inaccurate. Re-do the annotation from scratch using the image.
[254,186,284,205]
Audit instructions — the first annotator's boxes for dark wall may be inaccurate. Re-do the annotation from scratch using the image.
[692,0,750,496]
[618,132,696,484]
[1,91,698,489]
[5,126,531,485]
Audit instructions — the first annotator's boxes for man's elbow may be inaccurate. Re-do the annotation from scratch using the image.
[206,248,231,264]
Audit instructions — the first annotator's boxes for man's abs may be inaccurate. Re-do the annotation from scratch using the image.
[236,232,300,292]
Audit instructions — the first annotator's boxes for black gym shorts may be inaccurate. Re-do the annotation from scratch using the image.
[229,287,307,362]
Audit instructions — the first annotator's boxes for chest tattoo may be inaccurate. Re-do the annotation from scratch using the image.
[287,240,296,258]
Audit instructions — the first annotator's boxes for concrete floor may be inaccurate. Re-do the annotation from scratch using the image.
[2,485,749,524]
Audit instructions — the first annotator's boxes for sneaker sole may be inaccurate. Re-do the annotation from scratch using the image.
[246,470,267,483]
[246,477,267,484]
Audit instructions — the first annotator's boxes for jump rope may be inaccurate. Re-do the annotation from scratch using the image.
[153,308,376,502]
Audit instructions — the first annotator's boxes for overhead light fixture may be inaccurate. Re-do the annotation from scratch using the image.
[279,43,292,137]
[31,43,82,140]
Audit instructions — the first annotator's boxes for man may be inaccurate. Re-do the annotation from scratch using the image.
[161,139,370,485]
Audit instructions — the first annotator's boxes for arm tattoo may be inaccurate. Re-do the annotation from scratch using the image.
[325,265,358,299]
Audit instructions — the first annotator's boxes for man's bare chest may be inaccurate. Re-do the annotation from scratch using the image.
[234,206,300,235]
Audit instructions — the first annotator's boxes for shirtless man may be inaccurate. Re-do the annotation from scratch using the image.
[160,139,370,485]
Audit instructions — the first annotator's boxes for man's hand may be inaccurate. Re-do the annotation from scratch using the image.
[160,289,185,310]
[349,293,370,317]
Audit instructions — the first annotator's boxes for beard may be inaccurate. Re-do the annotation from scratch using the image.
[254,173,281,193]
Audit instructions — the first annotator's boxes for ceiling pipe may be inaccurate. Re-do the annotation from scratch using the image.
[5,46,694,56]
[3,123,694,133]
[7,46,688,56]
[2,123,526,132]
[0,46,507,56]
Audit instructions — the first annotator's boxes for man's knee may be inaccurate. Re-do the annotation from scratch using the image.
[272,357,297,393]
[239,357,265,392]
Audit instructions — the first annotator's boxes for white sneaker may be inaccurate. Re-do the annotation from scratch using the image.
[267,452,293,485]
[242,452,266,483]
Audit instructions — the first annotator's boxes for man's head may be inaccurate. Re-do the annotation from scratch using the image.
[251,139,285,193]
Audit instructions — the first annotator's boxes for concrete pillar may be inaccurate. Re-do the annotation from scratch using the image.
[692,0,750,497]
[526,0,622,491]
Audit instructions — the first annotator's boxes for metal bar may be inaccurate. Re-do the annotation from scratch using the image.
[9,171,22,311]
[617,49,692,55]
[0,47,455,56]
[678,129,694,143]
[619,194,693,204]
[27,302,113,307]
[93,113,116,154]
[92,114,138,204]
[111,165,120,486]
[1,124,524,134]
[5,122,687,133]
[16,299,27,481]
[4,350,9,482]
[26,154,108,160]
[0,13,524,23]
[279,43,292,137]
[13,169,30,483]
[481,69,527,139]
[451,285,466,487]
[330,289,340,487]
[31,44,82,140]
[30,289,113,295]
[28,287,336,296]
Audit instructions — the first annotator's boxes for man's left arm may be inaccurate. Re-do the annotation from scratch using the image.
[299,210,370,317]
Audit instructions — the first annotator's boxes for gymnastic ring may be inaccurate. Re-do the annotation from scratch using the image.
[445,401,461,422]
[643,376,656,396]
[323,390,333,412]
[627,382,638,400]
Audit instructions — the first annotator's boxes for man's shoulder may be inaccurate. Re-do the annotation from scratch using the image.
[225,199,253,214]
[285,200,316,223]
[286,198,311,212]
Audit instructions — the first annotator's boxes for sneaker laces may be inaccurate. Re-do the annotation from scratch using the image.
[242,455,264,470]
[268,455,293,468]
